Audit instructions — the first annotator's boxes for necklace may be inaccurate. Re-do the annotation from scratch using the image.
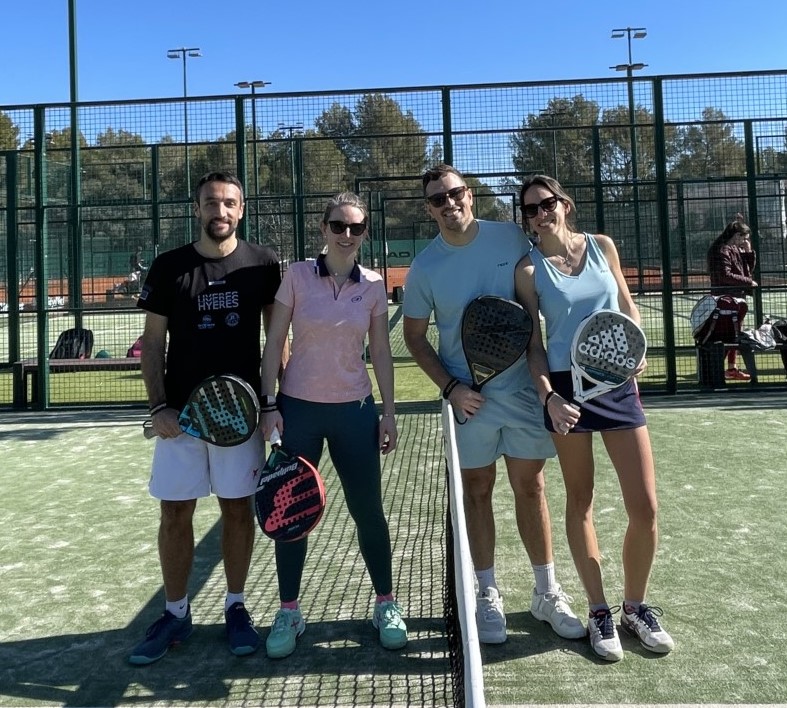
[553,232,580,268]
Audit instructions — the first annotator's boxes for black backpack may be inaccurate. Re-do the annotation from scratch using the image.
[50,328,95,359]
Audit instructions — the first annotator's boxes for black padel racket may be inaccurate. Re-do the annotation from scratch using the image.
[570,310,647,404]
[142,374,260,447]
[458,295,534,424]
[254,428,326,543]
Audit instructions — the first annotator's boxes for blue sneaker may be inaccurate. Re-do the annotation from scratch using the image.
[372,601,408,650]
[129,607,193,665]
[225,602,259,656]
[265,608,305,659]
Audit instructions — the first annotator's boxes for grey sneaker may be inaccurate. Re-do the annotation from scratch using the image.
[476,587,506,644]
[622,603,675,654]
[530,585,586,639]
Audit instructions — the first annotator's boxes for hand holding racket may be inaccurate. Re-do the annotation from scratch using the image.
[570,310,647,404]
[456,296,533,424]
[254,428,326,543]
[142,374,260,447]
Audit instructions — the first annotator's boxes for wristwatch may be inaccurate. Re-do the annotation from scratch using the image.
[262,395,277,407]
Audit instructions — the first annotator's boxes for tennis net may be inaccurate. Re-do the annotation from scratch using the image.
[442,401,486,708]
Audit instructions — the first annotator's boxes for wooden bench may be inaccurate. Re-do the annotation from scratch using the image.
[12,357,142,409]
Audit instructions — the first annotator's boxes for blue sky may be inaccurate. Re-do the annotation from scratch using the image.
[2,0,786,106]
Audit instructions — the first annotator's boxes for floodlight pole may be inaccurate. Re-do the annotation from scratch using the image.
[168,47,201,240]
[235,80,271,242]
[68,0,84,327]
[611,27,647,293]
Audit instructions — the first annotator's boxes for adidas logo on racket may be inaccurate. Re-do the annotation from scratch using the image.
[571,310,647,403]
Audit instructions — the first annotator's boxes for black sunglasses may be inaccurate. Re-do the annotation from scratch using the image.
[426,186,468,208]
[328,220,367,236]
[522,196,562,219]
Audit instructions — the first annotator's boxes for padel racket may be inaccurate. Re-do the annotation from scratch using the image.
[457,295,534,424]
[254,428,326,543]
[570,309,647,403]
[142,374,260,447]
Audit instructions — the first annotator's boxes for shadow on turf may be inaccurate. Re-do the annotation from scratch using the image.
[477,611,672,666]
[0,519,453,707]
[0,621,453,707]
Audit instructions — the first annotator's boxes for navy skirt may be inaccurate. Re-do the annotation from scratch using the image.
[543,370,646,433]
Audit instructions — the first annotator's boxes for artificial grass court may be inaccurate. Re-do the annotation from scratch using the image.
[1,394,786,707]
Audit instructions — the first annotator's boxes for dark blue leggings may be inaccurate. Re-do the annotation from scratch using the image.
[273,394,393,601]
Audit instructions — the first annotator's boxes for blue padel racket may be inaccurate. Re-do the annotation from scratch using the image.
[254,428,326,543]
[142,374,260,446]
[457,295,533,424]
[570,309,647,404]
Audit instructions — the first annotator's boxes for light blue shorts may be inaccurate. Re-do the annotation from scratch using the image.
[454,385,555,469]
[149,429,265,500]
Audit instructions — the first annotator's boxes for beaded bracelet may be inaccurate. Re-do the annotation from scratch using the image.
[442,378,460,400]
[149,402,168,416]
[543,390,557,409]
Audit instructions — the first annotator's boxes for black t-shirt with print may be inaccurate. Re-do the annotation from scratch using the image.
[137,239,281,409]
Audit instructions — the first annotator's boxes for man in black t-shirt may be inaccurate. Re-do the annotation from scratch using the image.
[129,172,282,665]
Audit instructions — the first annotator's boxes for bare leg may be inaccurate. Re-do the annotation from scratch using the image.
[601,426,658,603]
[504,456,552,565]
[158,499,197,601]
[217,496,255,594]
[553,433,607,606]
[461,463,497,570]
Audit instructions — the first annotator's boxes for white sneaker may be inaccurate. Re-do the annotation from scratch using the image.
[476,587,506,644]
[588,607,623,662]
[530,585,587,639]
[621,603,675,654]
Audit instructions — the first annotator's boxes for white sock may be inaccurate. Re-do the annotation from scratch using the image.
[166,595,189,619]
[225,592,245,612]
[475,567,497,593]
[532,562,556,595]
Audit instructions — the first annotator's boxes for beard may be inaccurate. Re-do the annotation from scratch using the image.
[203,219,236,242]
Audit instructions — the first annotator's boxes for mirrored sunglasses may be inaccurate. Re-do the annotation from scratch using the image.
[426,186,468,208]
[328,220,366,236]
[522,196,561,219]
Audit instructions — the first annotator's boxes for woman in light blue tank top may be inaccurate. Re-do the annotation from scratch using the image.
[514,175,675,662]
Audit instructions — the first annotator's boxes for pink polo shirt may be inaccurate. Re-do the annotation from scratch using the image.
[276,259,388,403]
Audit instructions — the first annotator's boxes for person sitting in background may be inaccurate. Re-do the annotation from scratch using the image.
[707,215,757,381]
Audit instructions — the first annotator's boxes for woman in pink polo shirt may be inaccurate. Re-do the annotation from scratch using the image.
[259,192,406,659]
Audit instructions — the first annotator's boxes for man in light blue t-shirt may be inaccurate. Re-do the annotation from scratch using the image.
[402,164,584,645]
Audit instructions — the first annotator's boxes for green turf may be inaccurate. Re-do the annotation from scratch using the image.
[1,395,786,706]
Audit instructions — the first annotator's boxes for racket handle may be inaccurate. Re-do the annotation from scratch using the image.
[142,420,157,439]
[269,427,282,447]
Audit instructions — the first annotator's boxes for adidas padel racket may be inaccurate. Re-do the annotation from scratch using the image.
[142,374,260,447]
[570,309,647,404]
[458,295,533,424]
[254,428,326,543]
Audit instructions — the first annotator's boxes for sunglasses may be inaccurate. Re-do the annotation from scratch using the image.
[522,196,562,219]
[328,220,366,236]
[425,186,468,208]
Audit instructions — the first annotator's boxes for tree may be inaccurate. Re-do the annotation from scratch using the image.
[0,112,19,149]
[511,96,601,186]
[670,108,746,179]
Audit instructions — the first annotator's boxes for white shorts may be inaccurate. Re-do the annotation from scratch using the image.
[149,429,265,501]
[455,385,556,469]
